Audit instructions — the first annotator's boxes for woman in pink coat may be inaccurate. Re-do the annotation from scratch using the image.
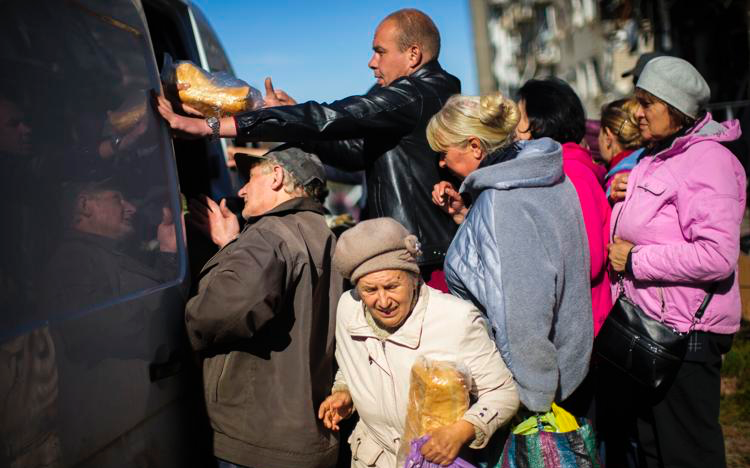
[607,57,746,468]
[515,78,613,337]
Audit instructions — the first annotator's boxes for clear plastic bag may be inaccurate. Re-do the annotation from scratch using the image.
[399,356,472,464]
[161,54,262,117]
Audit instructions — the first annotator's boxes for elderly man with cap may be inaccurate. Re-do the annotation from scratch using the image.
[185,145,341,468]
[318,217,518,467]
[604,56,745,468]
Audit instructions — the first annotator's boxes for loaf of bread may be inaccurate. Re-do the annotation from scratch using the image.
[176,62,252,117]
[108,99,147,133]
[402,358,470,447]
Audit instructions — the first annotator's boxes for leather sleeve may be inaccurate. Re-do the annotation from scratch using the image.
[234,80,420,145]
[301,138,367,171]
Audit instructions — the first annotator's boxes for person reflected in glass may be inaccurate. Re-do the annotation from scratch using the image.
[42,177,179,358]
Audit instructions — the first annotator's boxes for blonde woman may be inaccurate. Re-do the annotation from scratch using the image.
[598,98,644,201]
[428,94,593,414]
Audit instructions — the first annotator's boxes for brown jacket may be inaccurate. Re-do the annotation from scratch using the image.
[186,197,341,468]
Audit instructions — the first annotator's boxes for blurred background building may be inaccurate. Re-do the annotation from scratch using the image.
[469,0,750,122]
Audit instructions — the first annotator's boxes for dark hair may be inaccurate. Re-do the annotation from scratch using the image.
[516,78,586,144]
[384,9,441,60]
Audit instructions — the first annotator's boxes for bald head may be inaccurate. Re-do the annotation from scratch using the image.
[383,9,440,62]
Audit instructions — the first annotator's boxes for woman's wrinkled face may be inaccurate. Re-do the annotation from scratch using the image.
[357,269,418,329]
[634,95,681,141]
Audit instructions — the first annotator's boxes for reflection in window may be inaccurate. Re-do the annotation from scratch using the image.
[0,0,182,329]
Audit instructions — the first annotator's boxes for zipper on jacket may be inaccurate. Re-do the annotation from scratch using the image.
[379,340,403,447]
[658,288,667,323]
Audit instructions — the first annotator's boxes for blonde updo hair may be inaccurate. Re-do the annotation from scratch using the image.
[600,98,643,150]
[426,92,520,156]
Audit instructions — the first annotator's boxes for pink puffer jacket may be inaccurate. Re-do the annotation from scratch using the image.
[612,114,746,334]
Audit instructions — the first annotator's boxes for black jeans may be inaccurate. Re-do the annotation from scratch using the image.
[635,332,732,468]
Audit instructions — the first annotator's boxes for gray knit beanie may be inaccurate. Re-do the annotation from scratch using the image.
[333,217,421,283]
[636,56,710,119]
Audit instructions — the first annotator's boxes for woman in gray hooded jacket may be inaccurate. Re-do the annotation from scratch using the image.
[427,93,593,413]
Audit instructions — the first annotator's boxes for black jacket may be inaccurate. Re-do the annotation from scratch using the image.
[235,61,460,266]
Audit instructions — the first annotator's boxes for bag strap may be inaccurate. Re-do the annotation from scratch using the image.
[689,282,720,331]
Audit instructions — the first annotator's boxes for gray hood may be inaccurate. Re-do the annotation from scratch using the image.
[460,138,564,200]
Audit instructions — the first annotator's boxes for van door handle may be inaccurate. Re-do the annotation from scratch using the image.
[149,349,184,382]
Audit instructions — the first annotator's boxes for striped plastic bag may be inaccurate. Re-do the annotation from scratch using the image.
[497,405,600,468]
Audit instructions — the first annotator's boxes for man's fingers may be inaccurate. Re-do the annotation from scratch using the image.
[264,77,275,98]
[318,402,328,420]
[219,198,233,217]
[182,103,204,117]
[201,194,220,212]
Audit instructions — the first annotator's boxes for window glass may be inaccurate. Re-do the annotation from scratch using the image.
[192,5,234,74]
[0,0,183,331]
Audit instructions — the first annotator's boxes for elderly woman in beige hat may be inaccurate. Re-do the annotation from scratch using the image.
[317,218,518,467]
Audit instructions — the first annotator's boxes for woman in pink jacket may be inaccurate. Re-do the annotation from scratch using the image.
[515,78,613,337]
[607,57,746,468]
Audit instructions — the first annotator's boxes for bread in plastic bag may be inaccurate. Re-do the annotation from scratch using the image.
[108,92,148,133]
[399,356,471,462]
[161,54,262,117]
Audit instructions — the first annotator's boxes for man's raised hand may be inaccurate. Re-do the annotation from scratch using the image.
[187,195,240,248]
[263,77,297,108]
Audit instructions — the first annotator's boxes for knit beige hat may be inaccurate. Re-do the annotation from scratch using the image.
[333,217,422,283]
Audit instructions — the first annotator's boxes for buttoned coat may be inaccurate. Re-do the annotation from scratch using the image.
[333,284,519,467]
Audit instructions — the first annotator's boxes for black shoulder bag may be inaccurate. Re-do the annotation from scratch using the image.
[594,207,717,389]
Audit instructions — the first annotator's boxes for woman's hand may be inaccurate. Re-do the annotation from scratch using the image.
[317,391,354,431]
[608,236,635,272]
[432,181,468,224]
[420,420,475,466]
[609,172,629,203]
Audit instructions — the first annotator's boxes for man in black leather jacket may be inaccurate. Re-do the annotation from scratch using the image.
[157,8,460,284]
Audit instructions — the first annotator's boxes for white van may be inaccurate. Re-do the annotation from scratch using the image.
[0,1,239,466]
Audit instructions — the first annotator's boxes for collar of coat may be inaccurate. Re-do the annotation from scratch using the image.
[345,283,429,349]
[243,196,324,230]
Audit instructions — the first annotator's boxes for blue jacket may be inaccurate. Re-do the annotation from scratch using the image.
[444,138,593,412]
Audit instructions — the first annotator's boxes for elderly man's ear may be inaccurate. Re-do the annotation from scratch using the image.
[270,165,286,191]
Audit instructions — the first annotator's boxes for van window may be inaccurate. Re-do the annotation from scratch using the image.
[191,5,234,74]
[0,0,184,331]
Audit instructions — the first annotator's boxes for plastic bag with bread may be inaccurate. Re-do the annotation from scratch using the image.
[398,356,471,463]
[161,54,262,117]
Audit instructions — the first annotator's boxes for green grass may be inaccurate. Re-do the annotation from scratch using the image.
[721,321,750,468]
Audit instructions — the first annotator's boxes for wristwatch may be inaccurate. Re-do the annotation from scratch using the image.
[206,116,220,141]
[110,135,122,151]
